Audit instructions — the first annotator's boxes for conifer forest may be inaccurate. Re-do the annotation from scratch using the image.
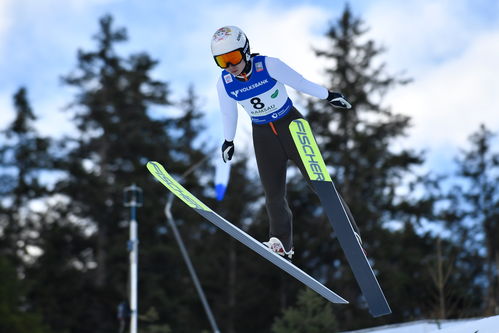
[1,6,498,333]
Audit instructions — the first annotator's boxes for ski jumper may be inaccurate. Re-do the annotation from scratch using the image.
[217,55,358,251]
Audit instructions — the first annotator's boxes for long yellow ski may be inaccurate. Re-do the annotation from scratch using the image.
[289,118,391,317]
[146,161,348,305]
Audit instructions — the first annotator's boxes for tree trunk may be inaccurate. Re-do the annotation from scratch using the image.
[280,274,288,310]
[96,223,107,287]
[227,237,237,333]
[436,237,446,319]
[495,249,499,314]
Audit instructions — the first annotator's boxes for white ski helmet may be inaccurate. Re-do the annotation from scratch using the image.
[211,26,250,67]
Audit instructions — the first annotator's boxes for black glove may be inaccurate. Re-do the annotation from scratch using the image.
[327,91,352,109]
[221,140,234,163]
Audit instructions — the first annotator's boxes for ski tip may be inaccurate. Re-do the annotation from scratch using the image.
[146,161,164,171]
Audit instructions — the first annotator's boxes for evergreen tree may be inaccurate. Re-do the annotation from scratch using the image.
[212,157,266,333]
[173,85,207,156]
[307,4,421,234]
[0,87,52,260]
[271,288,338,333]
[139,84,218,333]
[0,87,52,332]
[0,256,49,333]
[161,86,271,332]
[450,124,499,315]
[25,14,194,333]
[425,235,483,319]
[288,5,439,328]
[26,206,97,333]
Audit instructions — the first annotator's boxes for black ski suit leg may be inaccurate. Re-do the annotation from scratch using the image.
[252,122,293,252]
[252,107,361,252]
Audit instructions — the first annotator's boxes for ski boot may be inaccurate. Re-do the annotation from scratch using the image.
[263,237,294,260]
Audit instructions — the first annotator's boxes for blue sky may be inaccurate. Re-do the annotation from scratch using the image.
[1,0,499,175]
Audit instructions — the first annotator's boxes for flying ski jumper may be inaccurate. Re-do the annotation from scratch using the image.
[145,26,391,318]
[211,26,357,257]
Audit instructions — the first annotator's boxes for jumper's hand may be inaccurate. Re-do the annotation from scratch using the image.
[221,140,234,163]
[328,91,352,109]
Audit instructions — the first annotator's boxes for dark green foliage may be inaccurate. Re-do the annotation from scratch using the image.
[289,4,443,329]
[442,125,499,315]
[26,208,99,333]
[0,7,497,333]
[0,88,53,332]
[308,5,423,233]
[271,288,338,333]
[24,14,190,333]
[0,257,49,333]
[139,307,172,333]
[192,156,267,333]
[0,87,53,257]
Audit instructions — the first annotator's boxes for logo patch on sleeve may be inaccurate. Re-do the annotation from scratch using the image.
[224,74,233,84]
[255,62,264,72]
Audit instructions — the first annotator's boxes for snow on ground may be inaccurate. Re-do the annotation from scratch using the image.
[341,315,499,333]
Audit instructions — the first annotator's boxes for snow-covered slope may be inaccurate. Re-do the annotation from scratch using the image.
[341,315,499,333]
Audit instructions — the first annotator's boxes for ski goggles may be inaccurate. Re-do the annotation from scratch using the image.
[213,49,244,68]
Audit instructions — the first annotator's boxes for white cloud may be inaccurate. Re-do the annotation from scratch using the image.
[0,89,74,138]
[0,0,13,58]
[65,0,123,10]
[34,94,76,138]
[179,1,499,172]
[232,4,330,83]
[0,0,115,135]
[2,0,498,169]
[365,0,490,74]
[358,0,499,172]
[390,30,499,150]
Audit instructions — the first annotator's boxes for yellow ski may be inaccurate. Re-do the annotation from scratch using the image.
[289,119,391,317]
[146,161,348,305]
